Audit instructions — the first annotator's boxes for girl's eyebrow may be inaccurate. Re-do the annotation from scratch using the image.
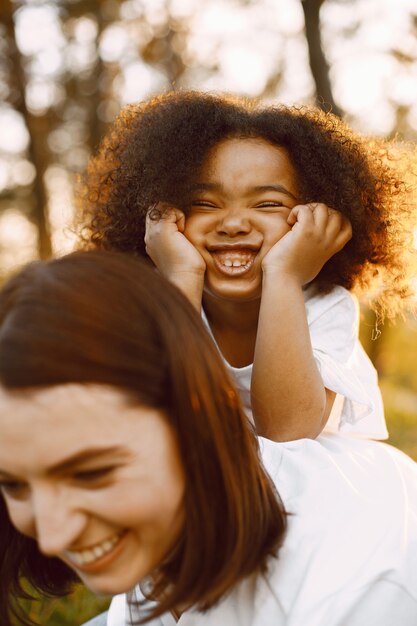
[190,182,222,192]
[251,184,298,200]
[191,182,298,200]
[0,446,130,480]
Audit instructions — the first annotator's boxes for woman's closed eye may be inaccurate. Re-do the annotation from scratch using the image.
[0,480,28,498]
[71,466,117,485]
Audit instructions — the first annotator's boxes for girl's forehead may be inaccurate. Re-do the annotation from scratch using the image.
[198,137,298,190]
[203,137,291,166]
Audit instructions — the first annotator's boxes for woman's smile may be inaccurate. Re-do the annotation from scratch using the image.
[63,529,128,573]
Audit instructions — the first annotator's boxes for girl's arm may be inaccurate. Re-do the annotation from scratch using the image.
[145,206,206,311]
[251,204,351,441]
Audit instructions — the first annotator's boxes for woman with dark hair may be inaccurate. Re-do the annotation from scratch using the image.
[0,251,417,626]
[0,251,285,626]
[78,91,416,443]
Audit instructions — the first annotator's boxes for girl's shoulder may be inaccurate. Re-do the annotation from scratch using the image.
[304,283,355,306]
[304,284,358,327]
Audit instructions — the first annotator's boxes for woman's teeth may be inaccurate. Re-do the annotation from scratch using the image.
[65,531,124,566]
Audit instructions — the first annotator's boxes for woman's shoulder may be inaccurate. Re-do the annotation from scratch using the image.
[258,435,417,624]
[259,434,417,506]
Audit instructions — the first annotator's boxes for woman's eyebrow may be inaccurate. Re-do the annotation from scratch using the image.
[0,447,129,481]
[0,469,18,480]
[48,447,130,475]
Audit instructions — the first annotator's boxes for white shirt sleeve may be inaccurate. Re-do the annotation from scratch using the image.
[202,287,388,440]
[305,286,387,439]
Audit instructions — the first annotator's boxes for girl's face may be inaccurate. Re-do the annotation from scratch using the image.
[184,137,300,303]
[0,383,185,595]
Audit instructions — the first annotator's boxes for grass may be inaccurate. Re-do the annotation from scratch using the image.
[383,382,417,460]
[12,586,110,626]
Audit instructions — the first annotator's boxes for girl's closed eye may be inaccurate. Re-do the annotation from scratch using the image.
[191,200,219,211]
[254,201,290,212]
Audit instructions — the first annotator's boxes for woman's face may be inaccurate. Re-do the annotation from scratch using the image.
[184,137,300,303]
[0,383,185,595]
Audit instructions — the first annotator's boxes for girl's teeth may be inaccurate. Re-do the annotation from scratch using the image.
[214,251,255,268]
[222,259,246,268]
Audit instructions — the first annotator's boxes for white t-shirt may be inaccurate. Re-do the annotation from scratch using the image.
[107,434,417,625]
[202,285,387,440]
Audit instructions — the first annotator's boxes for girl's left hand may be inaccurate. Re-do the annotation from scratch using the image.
[261,203,352,285]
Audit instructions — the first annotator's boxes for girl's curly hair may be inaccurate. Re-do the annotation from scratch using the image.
[77,91,417,319]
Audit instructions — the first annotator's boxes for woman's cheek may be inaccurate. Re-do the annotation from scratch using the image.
[4,498,36,538]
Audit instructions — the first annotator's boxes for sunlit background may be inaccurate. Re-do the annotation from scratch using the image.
[1,1,417,622]
[2,0,417,262]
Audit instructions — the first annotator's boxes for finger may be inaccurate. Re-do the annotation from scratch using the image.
[325,214,352,253]
[147,203,176,221]
[309,203,331,230]
[287,204,315,227]
[333,216,352,249]
[146,204,185,228]
[324,209,343,237]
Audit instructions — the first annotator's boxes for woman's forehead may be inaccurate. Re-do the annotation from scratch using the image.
[0,384,169,477]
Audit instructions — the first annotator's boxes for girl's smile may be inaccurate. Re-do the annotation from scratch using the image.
[208,243,260,276]
[184,137,300,303]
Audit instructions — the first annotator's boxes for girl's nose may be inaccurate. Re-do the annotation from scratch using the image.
[216,207,251,236]
[32,488,87,556]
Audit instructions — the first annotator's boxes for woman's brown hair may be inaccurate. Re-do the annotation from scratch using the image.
[0,250,286,625]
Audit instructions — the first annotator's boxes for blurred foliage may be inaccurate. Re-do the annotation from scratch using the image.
[0,0,416,260]
[360,307,417,460]
[12,585,110,626]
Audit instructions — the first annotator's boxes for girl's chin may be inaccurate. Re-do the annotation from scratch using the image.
[203,279,262,303]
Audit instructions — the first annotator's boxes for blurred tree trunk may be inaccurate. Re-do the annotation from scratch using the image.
[1,0,52,259]
[301,0,343,117]
[89,7,106,152]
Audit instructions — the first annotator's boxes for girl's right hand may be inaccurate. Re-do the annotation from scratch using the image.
[145,204,206,281]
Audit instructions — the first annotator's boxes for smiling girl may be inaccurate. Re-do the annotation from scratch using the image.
[79,91,415,442]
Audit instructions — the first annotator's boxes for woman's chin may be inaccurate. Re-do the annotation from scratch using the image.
[79,572,141,596]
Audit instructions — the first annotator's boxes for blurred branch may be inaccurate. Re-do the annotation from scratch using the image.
[301,0,343,117]
[1,0,52,259]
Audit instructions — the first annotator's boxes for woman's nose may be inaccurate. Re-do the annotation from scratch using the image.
[215,207,251,236]
[32,487,86,556]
